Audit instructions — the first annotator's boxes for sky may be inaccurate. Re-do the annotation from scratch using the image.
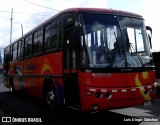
[0,0,159,52]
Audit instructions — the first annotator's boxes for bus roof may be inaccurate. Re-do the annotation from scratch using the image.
[60,8,142,18]
[5,8,142,48]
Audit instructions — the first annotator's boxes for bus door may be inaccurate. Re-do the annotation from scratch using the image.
[63,26,80,107]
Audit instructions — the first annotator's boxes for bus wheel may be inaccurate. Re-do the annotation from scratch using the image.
[44,84,57,110]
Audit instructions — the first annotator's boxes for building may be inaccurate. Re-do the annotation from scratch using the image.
[152,51,160,78]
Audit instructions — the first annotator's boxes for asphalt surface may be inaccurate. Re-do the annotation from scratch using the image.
[0,79,160,125]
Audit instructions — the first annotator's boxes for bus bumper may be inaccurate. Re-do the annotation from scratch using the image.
[79,83,156,112]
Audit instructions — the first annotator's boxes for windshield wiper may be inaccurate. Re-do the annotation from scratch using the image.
[114,32,121,56]
[125,31,145,67]
[107,32,121,67]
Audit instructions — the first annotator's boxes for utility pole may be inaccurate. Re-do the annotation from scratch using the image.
[10,8,13,43]
[21,24,23,36]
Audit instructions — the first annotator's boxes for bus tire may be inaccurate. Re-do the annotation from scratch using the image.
[43,82,57,111]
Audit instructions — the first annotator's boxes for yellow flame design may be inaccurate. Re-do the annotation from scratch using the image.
[41,64,53,74]
[135,72,151,101]
[142,72,148,80]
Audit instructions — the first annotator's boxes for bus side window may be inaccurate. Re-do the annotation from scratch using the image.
[44,20,59,52]
[33,29,43,55]
[18,40,24,59]
[4,46,11,62]
[13,42,18,60]
[24,35,32,57]
[4,47,11,73]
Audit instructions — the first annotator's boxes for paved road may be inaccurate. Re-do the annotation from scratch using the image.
[0,81,159,125]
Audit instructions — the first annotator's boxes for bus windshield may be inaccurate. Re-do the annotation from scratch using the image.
[80,13,153,69]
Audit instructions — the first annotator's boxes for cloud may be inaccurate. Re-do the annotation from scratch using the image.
[142,0,160,51]
[0,0,159,52]
[0,0,108,47]
[0,0,52,46]
[49,0,108,10]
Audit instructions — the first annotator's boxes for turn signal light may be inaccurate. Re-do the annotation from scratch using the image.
[85,90,93,96]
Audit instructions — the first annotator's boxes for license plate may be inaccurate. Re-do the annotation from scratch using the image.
[144,101,151,106]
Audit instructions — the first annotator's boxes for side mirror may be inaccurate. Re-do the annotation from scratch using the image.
[146,26,152,35]
[146,26,152,49]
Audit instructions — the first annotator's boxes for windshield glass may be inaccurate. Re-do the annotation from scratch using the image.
[79,13,153,69]
[119,17,153,67]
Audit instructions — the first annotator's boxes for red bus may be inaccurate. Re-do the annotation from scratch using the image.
[3,8,156,112]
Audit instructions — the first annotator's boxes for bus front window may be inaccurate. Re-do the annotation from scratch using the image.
[80,13,154,70]
[119,17,154,68]
[80,13,126,68]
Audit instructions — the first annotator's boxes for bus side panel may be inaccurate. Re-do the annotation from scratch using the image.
[23,51,63,98]
[12,60,24,91]
[53,78,64,106]
[23,56,41,96]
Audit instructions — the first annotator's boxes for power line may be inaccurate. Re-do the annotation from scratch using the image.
[0,18,10,22]
[0,10,51,17]
[23,0,60,12]
[0,1,60,18]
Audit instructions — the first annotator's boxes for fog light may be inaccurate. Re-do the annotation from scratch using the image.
[105,92,112,99]
[149,88,155,94]
[90,104,98,110]
[154,82,157,87]
[144,89,149,95]
[95,92,103,98]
